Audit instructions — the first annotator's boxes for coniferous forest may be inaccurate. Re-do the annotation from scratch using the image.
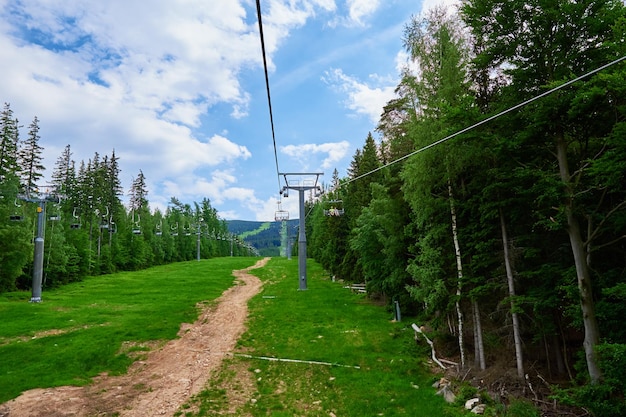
[0,102,256,294]
[306,1,626,415]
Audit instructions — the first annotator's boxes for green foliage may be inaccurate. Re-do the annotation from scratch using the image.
[561,344,626,417]
[308,0,626,402]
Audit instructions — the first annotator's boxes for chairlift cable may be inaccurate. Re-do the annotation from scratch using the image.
[338,54,626,190]
[255,0,283,202]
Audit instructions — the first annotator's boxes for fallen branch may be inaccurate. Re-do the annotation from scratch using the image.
[233,353,361,369]
[412,323,446,369]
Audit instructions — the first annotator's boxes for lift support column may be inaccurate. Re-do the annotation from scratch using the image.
[279,173,323,290]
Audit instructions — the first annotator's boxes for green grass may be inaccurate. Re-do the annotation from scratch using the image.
[186,258,448,417]
[0,257,259,403]
[1,257,450,416]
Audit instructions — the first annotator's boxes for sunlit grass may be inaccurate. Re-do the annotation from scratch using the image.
[188,258,447,417]
[0,257,258,403]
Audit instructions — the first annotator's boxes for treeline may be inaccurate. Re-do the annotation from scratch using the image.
[308,1,626,414]
[0,103,256,293]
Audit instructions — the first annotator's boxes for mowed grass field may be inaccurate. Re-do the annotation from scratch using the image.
[0,257,257,403]
[1,257,448,416]
[185,258,447,417]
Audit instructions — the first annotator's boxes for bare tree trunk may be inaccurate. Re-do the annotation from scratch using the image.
[555,133,602,383]
[500,208,524,378]
[472,300,486,370]
[448,180,466,369]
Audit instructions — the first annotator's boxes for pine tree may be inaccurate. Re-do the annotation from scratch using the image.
[17,116,45,192]
[0,103,20,188]
[51,144,75,196]
[129,170,148,212]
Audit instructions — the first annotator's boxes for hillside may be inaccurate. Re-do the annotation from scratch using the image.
[227,220,298,257]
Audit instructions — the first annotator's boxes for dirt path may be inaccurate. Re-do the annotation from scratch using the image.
[0,258,269,417]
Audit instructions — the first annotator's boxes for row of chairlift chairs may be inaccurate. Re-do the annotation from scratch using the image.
[273,199,344,221]
[9,202,133,235]
[9,201,255,242]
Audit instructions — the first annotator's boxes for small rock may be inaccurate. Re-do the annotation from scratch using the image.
[471,404,486,414]
[465,398,480,410]
[436,385,456,403]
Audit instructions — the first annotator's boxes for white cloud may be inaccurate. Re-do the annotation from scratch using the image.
[347,0,381,26]
[322,68,396,124]
[280,141,350,170]
[0,0,412,221]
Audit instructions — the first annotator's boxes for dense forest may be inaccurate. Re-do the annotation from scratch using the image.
[306,1,626,415]
[0,104,257,294]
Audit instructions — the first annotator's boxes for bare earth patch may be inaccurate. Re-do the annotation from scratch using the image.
[0,257,269,417]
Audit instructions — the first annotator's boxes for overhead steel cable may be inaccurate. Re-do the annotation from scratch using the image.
[255,0,283,200]
[339,54,626,189]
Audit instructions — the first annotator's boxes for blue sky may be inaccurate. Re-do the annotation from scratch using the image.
[0,0,457,221]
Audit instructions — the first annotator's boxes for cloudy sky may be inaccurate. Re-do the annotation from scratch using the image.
[1,0,457,221]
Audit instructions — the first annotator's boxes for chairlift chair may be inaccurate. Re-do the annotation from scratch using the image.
[275,202,289,221]
[132,213,141,235]
[10,199,24,221]
[70,207,81,229]
[323,200,344,217]
[171,222,179,236]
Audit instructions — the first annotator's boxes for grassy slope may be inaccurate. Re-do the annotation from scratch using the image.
[1,257,449,416]
[0,257,258,403]
[187,258,447,417]
[237,222,271,239]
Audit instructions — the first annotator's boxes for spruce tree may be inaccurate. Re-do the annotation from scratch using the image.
[17,116,45,192]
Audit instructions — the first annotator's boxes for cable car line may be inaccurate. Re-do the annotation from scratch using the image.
[255,0,283,202]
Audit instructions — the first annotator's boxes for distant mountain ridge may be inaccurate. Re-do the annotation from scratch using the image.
[227,220,298,256]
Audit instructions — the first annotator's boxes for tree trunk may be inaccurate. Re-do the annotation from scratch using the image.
[472,300,486,370]
[500,208,524,378]
[448,180,466,369]
[555,133,602,383]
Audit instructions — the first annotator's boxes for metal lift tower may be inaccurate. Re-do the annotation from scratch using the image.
[18,189,62,302]
[279,172,323,290]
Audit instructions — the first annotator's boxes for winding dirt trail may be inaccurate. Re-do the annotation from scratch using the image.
[0,257,269,417]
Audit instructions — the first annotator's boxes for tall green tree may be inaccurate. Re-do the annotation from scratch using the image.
[340,133,381,282]
[17,116,45,192]
[0,103,20,186]
[401,5,484,369]
[462,0,626,383]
